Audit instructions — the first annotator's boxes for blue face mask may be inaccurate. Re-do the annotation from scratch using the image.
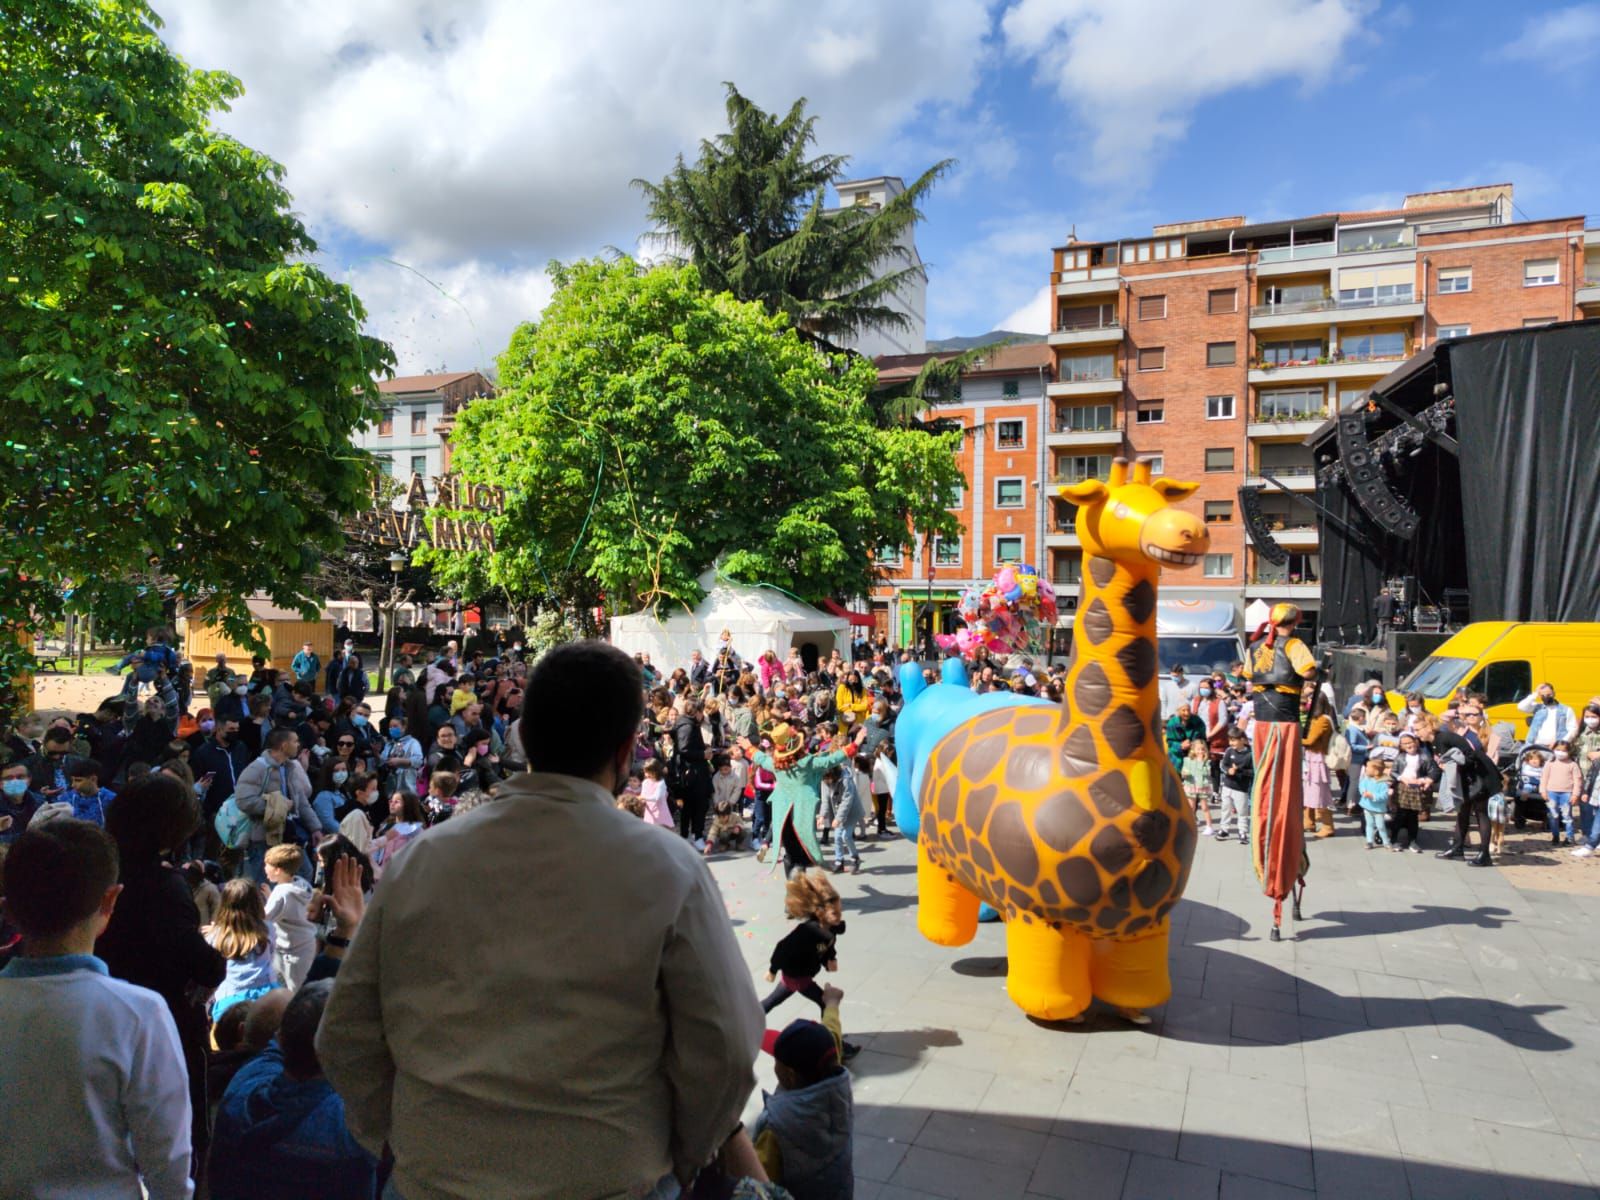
[2,779,29,798]
[387,726,403,738]
[332,770,349,785]
[352,715,369,728]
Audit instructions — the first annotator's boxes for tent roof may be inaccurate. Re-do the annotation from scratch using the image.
[611,572,848,635]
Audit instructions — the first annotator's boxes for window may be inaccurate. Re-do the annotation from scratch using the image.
[1204,501,1233,524]
[1053,552,1083,586]
[1523,316,1557,328]
[377,409,394,437]
[1136,401,1164,424]
[1257,388,1323,421]
[1138,295,1167,320]
[1058,302,1115,331]
[995,419,1025,449]
[1259,337,1324,366]
[995,536,1024,564]
[1469,660,1532,708]
[942,481,965,509]
[411,410,427,435]
[1340,330,1407,360]
[876,542,904,568]
[1144,455,1164,474]
[1436,267,1471,294]
[1524,258,1559,287]
[933,536,961,566]
[1057,404,1114,433]
[1262,282,1324,307]
[1206,395,1236,420]
[1436,324,1471,340]
[410,455,427,476]
[1057,454,1113,483]
[994,478,1025,508]
[1137,347,1165,372]
[1061,352,1116,382]
[1207,288,1237,315]
[1205,447,1235,472]
[1337,265,1414,306]
[1206,341,1236,367]
[1002,378,1020,397]
[1203,553,1234,578]
[1337,223,1413,254]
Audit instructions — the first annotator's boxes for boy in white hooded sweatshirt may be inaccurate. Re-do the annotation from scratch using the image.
[263,843,317,990]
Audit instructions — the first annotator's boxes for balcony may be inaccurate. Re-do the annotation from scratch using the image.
[1054,266,1121,296]
[1247,352,1406,385]
[1578,273,1600,308]
[1048,317,1123,347]
[1045,528,1082,549]
[1047,421,1123,448]
[1247,409,1330,440]
[1255,243,1336,277]
[1248,293,1424,331]
[1249,524,1320,550]
[1245,579,1321,599]
[1245,464,1318,492]
[1047,374,1123,398]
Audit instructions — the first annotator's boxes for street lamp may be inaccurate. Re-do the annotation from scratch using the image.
[375,552,410,693]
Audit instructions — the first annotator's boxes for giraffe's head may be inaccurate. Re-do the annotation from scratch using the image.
[1057,456,1209,570]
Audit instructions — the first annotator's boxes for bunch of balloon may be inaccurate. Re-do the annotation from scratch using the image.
[933,564,1059,659]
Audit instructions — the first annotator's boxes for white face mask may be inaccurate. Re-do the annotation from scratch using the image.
[1555,750,1570,760]
[1586,717,1599,729]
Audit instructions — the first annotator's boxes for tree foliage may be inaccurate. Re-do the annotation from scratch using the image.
[0,0,393,719]
[424,258,963,614]
[637,84,948,353]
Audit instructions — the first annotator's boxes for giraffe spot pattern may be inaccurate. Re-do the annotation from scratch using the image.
[1060,726,1098,776]
[987,802,1039,887]
[1034,794,1094,853]
[1037,879,1059,906]
[1057,856,1102,906]
[1096,906,1129,931]
[1123,579,1156,624]
[1079,598,1114,645]
[937,776,961,824]
[1133,859,1173,908]
[934,725,971,777]
[1123,915,1150,936]
[1003,743,1054,793]
[965,784,997,835]
[1013,711,1053,738]
[972,710,1016,737]
[960,734,1006,784]
[1114,639,1157,690]
[1089,772,1132,819]
[1089,555,1115,586]
[1102,705,1146,758]
[1106,876,1133,911]
[1090,824,1135,874]
[1131,809,1172,855]
[1073,661,1112,717]
[969,841,995,876]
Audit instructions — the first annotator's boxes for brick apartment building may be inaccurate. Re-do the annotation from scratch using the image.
[868,343,1056,648]
[1040,183,1600,640]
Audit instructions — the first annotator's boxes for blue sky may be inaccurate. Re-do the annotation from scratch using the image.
[156,0,1599,369]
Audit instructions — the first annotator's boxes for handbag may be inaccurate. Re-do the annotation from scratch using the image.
[1324,732,1351,773]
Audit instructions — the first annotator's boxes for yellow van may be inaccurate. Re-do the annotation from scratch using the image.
[1387,622,1600,735]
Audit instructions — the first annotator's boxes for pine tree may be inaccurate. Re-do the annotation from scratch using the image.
[637,84,949,354]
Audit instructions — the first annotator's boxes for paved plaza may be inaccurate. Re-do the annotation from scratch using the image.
[715,817,1600,1200]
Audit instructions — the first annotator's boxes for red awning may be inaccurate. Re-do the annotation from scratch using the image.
[821,599,875,627]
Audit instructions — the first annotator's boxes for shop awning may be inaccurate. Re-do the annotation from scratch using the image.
[821,598,875,627]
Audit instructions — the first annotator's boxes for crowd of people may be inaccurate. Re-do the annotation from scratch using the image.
[5,616,1600,1199]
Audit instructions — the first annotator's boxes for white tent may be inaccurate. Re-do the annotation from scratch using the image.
[609,571,849,669]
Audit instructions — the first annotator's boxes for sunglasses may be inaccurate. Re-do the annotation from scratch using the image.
[337,740,355,747]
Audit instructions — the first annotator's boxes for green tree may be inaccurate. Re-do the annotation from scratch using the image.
[423,258,962,613]
[0,0,393,720]
[637,84,948,354]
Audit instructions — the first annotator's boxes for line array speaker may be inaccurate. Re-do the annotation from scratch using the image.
[1237,486,1289,566]
[1335,412,1418,538]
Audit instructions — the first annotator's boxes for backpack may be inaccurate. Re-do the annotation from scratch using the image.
[214,795,252,849]
[1325,731,1352,772]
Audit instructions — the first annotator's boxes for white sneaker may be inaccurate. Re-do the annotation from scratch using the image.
[1200,827,1215,837]
[1572,846,1593,858]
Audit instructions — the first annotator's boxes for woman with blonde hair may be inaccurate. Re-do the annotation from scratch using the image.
[206,879,280,1020]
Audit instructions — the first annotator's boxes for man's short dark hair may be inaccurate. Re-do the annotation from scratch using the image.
[66,759,103,782]
[42,728,71,747]
[106,774,200,861]
[279,979,333,1079]
[264,728,298,755]
[520,642,643,777]
[2,821,119,938]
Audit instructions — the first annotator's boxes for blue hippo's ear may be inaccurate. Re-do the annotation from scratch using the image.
[941,659,971,687]
[898,662,927,703]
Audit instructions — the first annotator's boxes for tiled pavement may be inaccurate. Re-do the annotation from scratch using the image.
[710,810,1600,1199]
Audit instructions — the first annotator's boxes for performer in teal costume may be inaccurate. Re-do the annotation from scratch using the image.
[740,723,862,877]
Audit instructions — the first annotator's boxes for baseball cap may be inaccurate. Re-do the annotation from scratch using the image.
[761,1019,838,1075]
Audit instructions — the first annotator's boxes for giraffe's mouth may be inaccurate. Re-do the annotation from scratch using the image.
[1146,546,1203,568]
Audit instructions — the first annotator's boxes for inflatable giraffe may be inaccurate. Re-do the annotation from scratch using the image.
[904,457,1206,1021]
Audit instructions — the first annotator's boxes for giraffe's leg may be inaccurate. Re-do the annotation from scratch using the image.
[1004,916,1092,1021]
[1089,926,1173,1012]
[916,838,980,947]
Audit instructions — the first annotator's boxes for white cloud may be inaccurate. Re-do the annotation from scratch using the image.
[1001,0,1369,187]
[1501,4,1600,66]
[996,283,1053,335]
[926,211,1070,338]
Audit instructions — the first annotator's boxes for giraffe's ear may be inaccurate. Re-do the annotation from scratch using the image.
[1057,479,1108,505]
[1152,478,1199,501]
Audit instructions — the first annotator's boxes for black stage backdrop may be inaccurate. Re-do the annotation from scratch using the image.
[1315,320,1599,639]
[1451,323,1600,622]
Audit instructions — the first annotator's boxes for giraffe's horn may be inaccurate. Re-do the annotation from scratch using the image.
[1109,457,1129,487]
[1132,458,1153,484]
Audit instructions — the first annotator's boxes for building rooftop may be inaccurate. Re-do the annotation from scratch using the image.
[376,371,483,394]
[873,341,1053,386]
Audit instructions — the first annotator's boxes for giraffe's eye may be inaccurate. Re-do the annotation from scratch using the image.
[1113,503,1131,520]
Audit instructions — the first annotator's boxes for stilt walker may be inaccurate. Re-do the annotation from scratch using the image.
[1243,603,1317,940]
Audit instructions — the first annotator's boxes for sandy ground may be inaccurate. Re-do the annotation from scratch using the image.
[27,672,181,720]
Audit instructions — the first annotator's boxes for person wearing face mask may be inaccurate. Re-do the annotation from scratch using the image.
[317,641,761,1200]
[215,674,252,725]
[1194,680,1230,795]
[379,716,424,795]
[191,716,251,829]
[0,760,41,844]
[1568,704,1600,771]
[1519,682,1577,750]
[1539,739,1584,847]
